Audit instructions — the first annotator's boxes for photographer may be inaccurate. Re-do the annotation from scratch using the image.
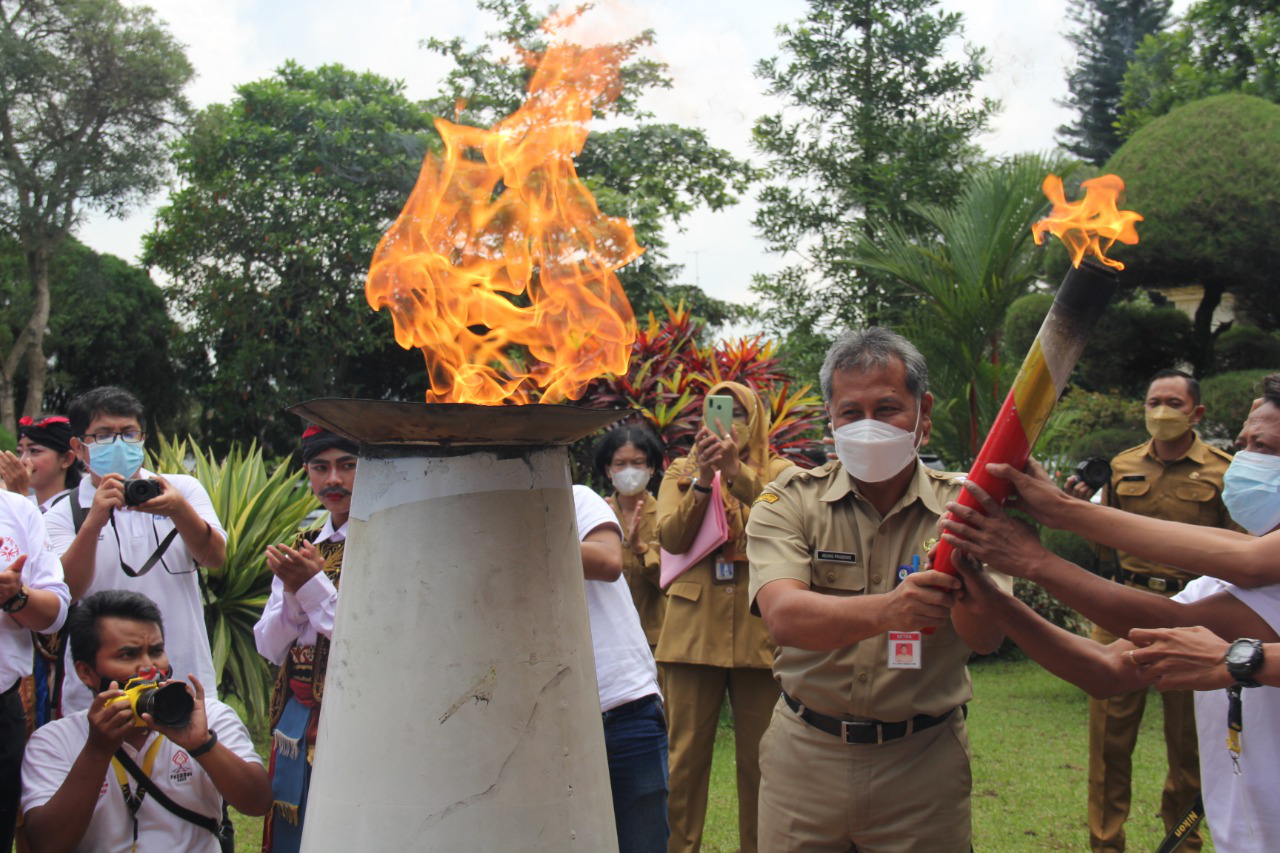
[21,590,269,852]
[1065,369,1234,853]
[46,387,226,716]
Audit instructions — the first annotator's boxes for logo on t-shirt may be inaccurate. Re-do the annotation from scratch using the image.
[169,750,193,784]
[0,537,18,563]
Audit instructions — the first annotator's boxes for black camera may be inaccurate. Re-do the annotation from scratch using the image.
[1074,457,1113,491]
[123,478,163,506]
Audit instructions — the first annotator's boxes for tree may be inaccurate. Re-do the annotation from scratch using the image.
[1056,0,1171,164]
[0,236,187,432]
[751,0,997,379]
[1105,94,1280,372]
[846,154,1071,466]
[145,63,438,457]
[0,0,192,433]
[1118,0,1280,137]
[424,0,756,327]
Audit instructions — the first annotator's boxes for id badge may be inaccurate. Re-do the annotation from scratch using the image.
[714,556,736,582]
[887,631,922,670]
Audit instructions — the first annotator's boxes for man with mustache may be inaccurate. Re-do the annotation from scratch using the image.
[254,426,357,853]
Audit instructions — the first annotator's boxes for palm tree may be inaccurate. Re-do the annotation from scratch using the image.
[847,154,1081,466]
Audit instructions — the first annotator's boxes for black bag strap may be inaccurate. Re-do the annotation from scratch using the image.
[67,488,88,534]
[113,746,223,837]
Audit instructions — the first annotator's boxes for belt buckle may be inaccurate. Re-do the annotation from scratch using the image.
[841,719,881,745]
[1148,577,1168,592]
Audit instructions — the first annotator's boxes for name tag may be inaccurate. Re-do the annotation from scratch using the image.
[888,631,922,670]
[714,556,736,582]
[816,550,856,564]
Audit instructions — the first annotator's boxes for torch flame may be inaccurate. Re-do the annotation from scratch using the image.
[1031,174,1142,270]
[366,17,641,404]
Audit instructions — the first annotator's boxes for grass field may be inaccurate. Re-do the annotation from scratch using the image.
[231,655,1216,851]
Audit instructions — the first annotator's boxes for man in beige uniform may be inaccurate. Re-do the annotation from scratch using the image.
[746,328,1007,852]
[1065,369,1234,853]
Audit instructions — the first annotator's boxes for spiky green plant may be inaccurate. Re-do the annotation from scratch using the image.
[148,436,318,724]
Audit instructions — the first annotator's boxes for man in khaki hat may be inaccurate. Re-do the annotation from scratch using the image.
[746,328,1007,852]
[1065,368,1234,853]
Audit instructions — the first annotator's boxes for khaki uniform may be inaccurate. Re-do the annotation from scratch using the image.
[746,461,1011,853]
[1088,434,1234,853]
[657,453,792,853]
[608,492,665,648]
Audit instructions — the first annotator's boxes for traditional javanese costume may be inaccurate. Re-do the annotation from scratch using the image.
[14,414,78,731]
[256,427,355,853]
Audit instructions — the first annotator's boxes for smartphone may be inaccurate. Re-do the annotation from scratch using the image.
[704,394,734,439]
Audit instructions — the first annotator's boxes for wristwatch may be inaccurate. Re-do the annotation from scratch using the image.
[1226,638,1264,687]
[1,585,28,614]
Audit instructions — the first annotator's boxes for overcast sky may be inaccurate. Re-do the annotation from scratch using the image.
[81,0,1190,310]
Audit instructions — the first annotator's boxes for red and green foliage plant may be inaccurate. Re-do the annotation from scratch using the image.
[580,301,826,471]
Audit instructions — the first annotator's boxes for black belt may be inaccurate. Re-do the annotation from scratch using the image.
[783,692,962,745]
[1124,573,1186,594]
[602,692,661,721]
[1,679,19,698]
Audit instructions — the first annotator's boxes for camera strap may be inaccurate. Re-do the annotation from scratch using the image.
[110,513,179,578]
[110,736,166,851]
[113,740,225,843]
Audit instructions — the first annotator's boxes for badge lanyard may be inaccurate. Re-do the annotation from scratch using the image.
[1226,684,1244,772]
[110,735,165,852]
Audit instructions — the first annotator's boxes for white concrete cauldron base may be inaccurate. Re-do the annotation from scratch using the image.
[286,399,628,852]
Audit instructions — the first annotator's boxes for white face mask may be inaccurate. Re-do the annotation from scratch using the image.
[610,466,651,496]
[1222,450,1280,536]
[832,406,922,483]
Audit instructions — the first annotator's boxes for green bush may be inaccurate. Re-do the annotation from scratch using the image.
[1035,388,1144,476]
[149,436,318,725]
[1199,369,1275,445]
[0,424,13,453]
[1213,325,1280,374]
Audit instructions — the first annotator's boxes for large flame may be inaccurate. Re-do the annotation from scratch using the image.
[366,19,641,404]
[1032,174,1142,270]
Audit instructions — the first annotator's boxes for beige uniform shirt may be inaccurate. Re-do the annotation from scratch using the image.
[655,455,794,669]
[1106,434,1234,585]
[608,492,665,646]
[747,460,1011,722]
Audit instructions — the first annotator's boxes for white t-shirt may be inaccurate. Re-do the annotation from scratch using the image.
[46,471,226,714]
[573,485,660,712]
[253,515,343,665]
[21,697,261,853]
[0,491,69,687]
[1175,577,1280,852]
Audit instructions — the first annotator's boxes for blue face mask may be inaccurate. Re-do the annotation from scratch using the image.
[1222,450,1280,536]
[87,440,145,480]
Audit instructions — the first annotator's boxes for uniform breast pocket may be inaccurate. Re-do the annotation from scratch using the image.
[1174,481,1221,525]
[811,554,865,595]
[1174,482,1217,504]
[1114,480,1151,500]
[667,581,702,606]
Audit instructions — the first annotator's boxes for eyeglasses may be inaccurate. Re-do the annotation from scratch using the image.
[80,430,145,446]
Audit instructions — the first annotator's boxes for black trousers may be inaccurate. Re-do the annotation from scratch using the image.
[0,682,25,852]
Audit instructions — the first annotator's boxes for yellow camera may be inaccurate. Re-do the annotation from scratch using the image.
[106,677,194,728]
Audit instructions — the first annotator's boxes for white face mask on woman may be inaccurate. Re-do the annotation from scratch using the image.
[832,406,922,483]
[610,466,651,496]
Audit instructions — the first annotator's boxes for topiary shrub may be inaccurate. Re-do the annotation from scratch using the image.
[1213,325,1280,374]
[1199,369,1275,446]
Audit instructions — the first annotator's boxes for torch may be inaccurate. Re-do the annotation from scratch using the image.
[931,174,1142,575]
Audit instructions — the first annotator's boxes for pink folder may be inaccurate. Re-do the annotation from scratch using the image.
[660,471,729,589]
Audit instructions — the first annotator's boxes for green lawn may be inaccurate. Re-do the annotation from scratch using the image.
[230,656,1215,851]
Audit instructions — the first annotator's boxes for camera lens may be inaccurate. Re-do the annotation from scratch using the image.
[123,478,162,506]
[1075,457,1112,491]
[135,681,194,728]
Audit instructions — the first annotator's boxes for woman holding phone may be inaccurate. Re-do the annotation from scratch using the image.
[656,380,793,853]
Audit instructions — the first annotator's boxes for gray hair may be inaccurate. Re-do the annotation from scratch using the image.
[819,328,929,403]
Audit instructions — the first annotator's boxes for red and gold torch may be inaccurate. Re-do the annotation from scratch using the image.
[931,174,1142,574]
